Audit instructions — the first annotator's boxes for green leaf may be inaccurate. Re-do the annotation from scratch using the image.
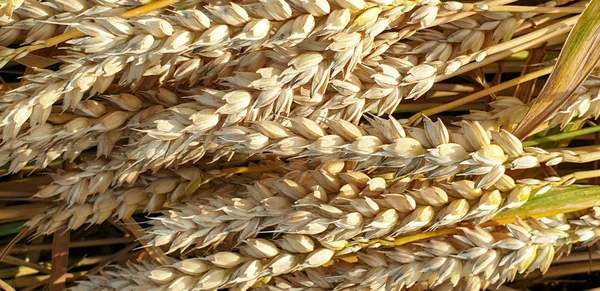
[493,185,600,222]
[514,0,600,139]
[0,221,25,237]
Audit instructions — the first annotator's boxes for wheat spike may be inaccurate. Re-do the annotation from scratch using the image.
[258,218,598,290]
[72,210,600,290]
[0,1,526,144]
[143,159,572,255]
[28,159,297,235]
[0,0,597,289]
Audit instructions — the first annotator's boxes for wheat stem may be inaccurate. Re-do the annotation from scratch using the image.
[409,66,553,124]
[349,184,600,251]
[515,1,588,35]
[353,207,586,250]
[0,279,15,291]
[479,5,585,13]
[348,206,584,249]
[428,0,518,28]
[559,169,600,183]
[121,217,171,265]
[5,238,133,255]
[438,16,578,82]
[5,271,86,289]
[491,17,579,55]
[523,124,600,146]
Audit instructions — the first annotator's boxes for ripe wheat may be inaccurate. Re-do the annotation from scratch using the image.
[72,212,600,290]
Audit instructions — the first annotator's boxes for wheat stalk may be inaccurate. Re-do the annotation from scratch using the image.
[73,245,335,290]
[138,115,574,177]
[461,82,600,132]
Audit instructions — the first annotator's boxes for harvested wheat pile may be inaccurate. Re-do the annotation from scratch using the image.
[1,0,600,290]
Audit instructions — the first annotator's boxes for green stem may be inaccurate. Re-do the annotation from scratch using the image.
[505,50,560,61]
[523,124,600,147]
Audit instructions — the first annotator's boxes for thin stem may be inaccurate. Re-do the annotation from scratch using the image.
[517,261,600,286]
[431,83,479,92]
[393,102,486,113]
[121,217,171,265]
[494,17,578,56]
[49,227,69,291]
[0,279,15,291]
[0,203,50,222]
[118,0,183,18]
[0,266,39,280]
[438,16,578,82]
[560,169,600,184]
[1,255,50,274]
[346,185,600,253]
[426,0,518,29]
[523,124,600,146]
[5,271,86,289]
[554,251,600,263]
[342,205,588,256]
[5,237,134,254]
[409,66,553,124]
[516,1,589,35]
[480,5,585,13]
[504,50,559,62]
[0,226,30,261]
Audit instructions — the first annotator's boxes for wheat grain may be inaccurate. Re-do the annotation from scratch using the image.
[0,1,595,289]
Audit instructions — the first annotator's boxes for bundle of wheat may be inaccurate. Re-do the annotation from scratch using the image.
[1,0,600,289]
